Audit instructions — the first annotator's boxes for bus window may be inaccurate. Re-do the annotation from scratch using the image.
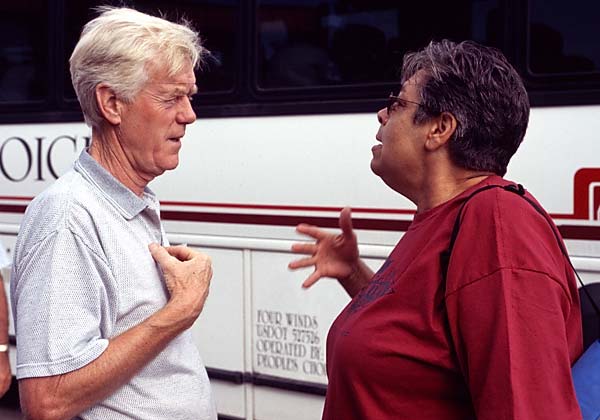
[528,0,599,75]
[256,0,502,91]
[62,0,239,101]
[0,2,48,104]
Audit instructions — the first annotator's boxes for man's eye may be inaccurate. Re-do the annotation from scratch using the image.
[164,96,190,105]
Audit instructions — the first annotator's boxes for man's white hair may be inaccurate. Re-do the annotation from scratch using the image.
[70,7,206,128]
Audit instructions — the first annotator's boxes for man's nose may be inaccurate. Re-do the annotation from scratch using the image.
[177,97,196,124]
[377,107,388,125]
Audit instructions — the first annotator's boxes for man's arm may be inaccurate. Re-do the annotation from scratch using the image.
[0,275,11,397]
[19,244,212,420]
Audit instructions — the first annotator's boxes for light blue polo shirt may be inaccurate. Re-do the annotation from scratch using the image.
[11,150,216,419]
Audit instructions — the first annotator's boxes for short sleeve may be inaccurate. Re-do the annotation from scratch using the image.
[446,269,581,419]
[11,228,116,379]
[444,189,582,419]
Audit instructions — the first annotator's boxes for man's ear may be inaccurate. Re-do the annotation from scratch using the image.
[95,84,122,125]
[425,111,457,151]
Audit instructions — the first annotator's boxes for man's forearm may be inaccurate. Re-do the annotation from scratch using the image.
[339,259,373,298]
[20,304,193,420]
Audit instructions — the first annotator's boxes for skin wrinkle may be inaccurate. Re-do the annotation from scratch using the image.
[146,84,198,104]
[95,126,148,194]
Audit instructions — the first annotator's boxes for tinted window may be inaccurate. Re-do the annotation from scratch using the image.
[0,2,48,103]
[63,0,239,100]
[528,0,600,75]
[256,0,502,90]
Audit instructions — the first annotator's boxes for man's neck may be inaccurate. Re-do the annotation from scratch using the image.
[88,130,151,197]
[415,170,495,213]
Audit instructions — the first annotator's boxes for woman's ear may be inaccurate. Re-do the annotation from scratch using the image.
[95,84,122,125]
[425,111,457,151]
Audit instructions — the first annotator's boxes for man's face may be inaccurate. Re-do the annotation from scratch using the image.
[371,73,430,193]
[117,60,197,180]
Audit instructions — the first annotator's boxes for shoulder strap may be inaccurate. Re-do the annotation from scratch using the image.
[439,183,600,326]
[439,184,521,284]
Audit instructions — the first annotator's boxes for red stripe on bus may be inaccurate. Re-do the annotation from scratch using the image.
[0,196,416,216]
[2,204,600,240]
[161,211,600,239]
[557,225,600,241]
[160,200,417,215]
[0,196,588,220]
[0,196,31,201]
[160,210,413,231]
[0,204,27,213]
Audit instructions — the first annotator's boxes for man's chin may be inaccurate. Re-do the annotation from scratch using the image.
[370,160,381,176]
[156,160,179,176]
[163,164,178,173]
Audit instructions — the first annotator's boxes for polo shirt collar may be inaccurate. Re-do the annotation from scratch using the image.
[74,149,156,220]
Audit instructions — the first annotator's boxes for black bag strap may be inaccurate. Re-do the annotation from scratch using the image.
[439,183,600,333]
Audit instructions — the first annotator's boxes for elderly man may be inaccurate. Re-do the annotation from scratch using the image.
[10,7,216,420]
[290,40,583,419]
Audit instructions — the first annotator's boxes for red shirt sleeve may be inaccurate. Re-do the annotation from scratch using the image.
[446,265,582,419]
[444,188,582,420]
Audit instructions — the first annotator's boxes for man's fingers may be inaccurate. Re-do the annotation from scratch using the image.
[291,242,317,255]
[164,245,199,262]
[149,243,209,267]
[302,271,321,288]
[339,207,354,238]
[288,256,316,270]
[296,223,329,240]
[149,243,176,267]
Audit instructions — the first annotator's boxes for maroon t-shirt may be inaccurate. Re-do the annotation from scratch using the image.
[323,176,583,420]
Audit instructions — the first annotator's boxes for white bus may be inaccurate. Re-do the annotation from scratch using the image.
[1,0,600,419]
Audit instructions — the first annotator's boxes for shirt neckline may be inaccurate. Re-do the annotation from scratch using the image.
[410,175,505,228]
[74,149,157,220]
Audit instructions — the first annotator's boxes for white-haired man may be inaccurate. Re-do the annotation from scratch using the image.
[10,7,216,419]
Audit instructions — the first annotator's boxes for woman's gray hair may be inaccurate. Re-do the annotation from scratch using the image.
[70,7,206,128]
[401,40,530,176]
